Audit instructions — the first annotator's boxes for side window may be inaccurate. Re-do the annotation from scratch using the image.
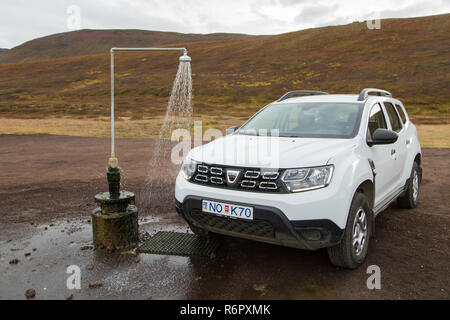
[395,104,407,124]
[367,103,387,140]
[384,102,403,133]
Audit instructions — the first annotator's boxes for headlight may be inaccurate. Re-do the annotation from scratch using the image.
[181,158,197,180]
[281,165,334,192]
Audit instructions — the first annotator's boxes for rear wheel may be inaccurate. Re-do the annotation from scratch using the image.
[327,193,372,269]
[398,161,421,209]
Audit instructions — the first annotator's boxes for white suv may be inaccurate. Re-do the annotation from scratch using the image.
[175,88,422,269]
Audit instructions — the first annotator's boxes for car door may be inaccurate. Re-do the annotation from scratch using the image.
[383,101,407,188]
[365,103,398,205]
[394,102,413,182]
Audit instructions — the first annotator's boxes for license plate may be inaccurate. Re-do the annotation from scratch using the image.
[202,200,253,220]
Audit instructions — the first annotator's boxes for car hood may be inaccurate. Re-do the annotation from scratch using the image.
[189,134,356,168]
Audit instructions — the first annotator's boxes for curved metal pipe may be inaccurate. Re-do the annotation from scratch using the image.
[111,47,187,55]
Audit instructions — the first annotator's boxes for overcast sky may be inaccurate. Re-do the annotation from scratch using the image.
[1,0,449,48]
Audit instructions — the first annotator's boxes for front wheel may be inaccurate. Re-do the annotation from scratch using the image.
[327,193,372,269]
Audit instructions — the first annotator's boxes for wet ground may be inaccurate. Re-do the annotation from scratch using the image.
[0,135,449,300]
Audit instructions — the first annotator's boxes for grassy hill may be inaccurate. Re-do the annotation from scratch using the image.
[0,29,257,63]
[0,14,448,126]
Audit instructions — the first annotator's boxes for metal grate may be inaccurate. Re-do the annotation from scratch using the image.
[187,209,275,238]
[138,231,222,257]
[191,163,286,193]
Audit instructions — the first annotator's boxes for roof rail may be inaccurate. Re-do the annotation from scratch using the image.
[277,90,329,102]
[357,88,392,101]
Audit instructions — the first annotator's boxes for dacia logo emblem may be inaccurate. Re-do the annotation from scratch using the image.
[226,169,240,184]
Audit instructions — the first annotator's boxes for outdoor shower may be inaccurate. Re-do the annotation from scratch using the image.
[92,47,191,250]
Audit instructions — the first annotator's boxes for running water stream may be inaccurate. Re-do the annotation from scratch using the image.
[139,58,193,212]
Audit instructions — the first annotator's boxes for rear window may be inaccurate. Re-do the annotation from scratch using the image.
[384,102,403,132]
[395,104,407,124]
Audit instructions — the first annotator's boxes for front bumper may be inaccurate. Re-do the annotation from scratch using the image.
[175,171,353,229]
[176,196,343,250]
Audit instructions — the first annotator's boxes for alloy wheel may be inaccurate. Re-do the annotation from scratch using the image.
[352,209,368,256]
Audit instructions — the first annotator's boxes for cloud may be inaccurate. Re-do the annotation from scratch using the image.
[378,0,449,19]
[294,3,341,26]
[0,0,449,48]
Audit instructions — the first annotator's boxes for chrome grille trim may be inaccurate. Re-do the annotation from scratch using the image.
[244,170,260,179]
[210,167,223,175]
[192,163,284,193]
[262,172,279,180]
[259,181,278,190]
[195,174,209,182]
[241,180,256,188]
[198,165,209,173]
[210,176,224,184]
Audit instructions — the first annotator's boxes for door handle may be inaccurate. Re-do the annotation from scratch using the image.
[391,149,396,156]
[406,139,411,145]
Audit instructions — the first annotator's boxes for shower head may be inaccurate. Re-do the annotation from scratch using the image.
[179,54,191,63]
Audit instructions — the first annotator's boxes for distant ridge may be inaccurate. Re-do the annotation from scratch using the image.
[0,13,448,116]
[0,29,258,63]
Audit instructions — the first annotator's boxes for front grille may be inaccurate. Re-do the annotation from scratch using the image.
[191,163,286,193]
[187,209,275,238]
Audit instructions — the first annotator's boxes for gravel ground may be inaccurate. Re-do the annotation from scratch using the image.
[0,134,448,299]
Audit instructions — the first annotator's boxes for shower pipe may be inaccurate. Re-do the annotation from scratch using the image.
[109,47,189,167]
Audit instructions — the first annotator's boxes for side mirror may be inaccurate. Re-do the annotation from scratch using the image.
[368,129,398,146]
[226,125,239,135]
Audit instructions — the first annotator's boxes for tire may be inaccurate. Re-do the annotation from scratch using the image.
[398,161,421,209]
[327,193,372,269]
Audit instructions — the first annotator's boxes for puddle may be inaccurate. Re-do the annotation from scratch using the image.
[0,217,344,300]
[0,218,196,299]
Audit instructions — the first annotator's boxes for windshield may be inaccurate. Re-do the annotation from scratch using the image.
[238,102,363,138]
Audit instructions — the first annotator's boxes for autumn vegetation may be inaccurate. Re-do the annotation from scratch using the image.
[0,14,448,145]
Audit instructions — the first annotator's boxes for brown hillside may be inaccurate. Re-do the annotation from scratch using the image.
[0,14,448,124]
[0,29,257,63]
